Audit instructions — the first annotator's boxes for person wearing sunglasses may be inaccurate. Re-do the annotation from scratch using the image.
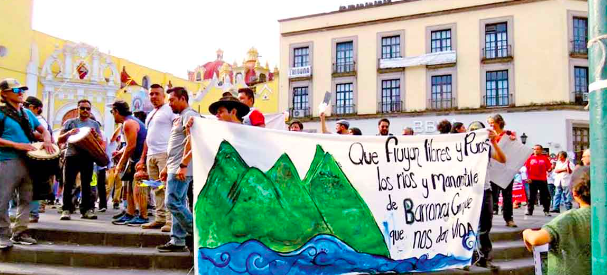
[0,78,55,250]
[57,99,105,221]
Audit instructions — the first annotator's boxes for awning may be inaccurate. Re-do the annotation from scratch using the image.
[379,51,457,69]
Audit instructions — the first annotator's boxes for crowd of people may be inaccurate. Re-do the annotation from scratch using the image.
[0,77,593,274]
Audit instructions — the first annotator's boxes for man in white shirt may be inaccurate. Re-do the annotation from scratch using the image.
[136,84,175,232]
[550,151,574,213]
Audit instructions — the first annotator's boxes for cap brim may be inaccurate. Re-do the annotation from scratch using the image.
[209,101,250,118]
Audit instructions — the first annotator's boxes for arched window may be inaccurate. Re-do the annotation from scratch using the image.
[142,76,150,90]
[196,71,202,81]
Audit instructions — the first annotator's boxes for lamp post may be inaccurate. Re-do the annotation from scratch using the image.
[520,133,528,145]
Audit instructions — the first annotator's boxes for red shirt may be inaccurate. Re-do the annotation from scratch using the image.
[247,109,265,127]
[525,154,552,181]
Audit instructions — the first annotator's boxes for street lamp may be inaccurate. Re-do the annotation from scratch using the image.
[520,133,528,145]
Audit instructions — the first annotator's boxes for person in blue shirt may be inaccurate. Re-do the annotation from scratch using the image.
[0,78,54,250]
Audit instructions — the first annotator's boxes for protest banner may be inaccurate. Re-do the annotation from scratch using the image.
[488,138,533,189]
[190,118,491,274]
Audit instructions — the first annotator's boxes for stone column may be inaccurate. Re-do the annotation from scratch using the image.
[103,89,117,139]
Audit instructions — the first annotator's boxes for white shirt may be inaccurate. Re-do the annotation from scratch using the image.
[554,159,574,187]
[144,104,176,156]
[36,115,52,139]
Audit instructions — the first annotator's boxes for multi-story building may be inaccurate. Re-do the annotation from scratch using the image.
[279,0,590,161]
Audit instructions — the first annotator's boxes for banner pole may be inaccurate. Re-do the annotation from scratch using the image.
[588,0,607,273]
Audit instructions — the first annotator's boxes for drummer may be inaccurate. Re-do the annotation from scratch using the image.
[57,99,105,221]
[0,78,54,250]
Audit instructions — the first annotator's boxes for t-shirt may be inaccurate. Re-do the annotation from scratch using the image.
[525,154,551,181]
[0,108,41,161]
[243,107,265,127]
[542,207,591,275]
[145,104,176,156]
[36,115,52,139]
[166,107,199,176]
[554,160,574,187]
[62,118,102,157]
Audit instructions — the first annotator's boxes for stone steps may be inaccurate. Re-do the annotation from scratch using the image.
[0,262,190,275]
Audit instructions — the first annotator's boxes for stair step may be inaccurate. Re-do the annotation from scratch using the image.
[0,243,193,270]
[493,240,532,260]
[494,258,535,275]
[29,227,169,248]
[0,262,190,275]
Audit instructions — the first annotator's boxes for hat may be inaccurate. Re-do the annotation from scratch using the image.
[24,96,43,108]
[336,119,350,129]
[468,121,486,131]
[109,100,132,116]
[208,94,250,119]
[0,78,28,92]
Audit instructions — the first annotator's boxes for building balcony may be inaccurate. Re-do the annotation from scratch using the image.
[378,101,403,113]
[332,104,357,115]
[288,65,312,79]
[427,98,457,111]
[289,107,311,118]
[482,45,513,64]
[570,40,588,58]
[332,62,356,77]
[482,93,514,107]
[572,92,589,105]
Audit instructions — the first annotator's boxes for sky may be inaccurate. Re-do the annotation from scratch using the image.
[32,0,363,79]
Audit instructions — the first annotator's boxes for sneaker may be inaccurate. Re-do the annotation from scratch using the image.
[141,221,165,229]
[549,209,560,213]
[10,233,37,245]
[29,215,39,223]
[161,222,172,233]
[157,242,187,253]
[544,211,552,217]
[113,202,120,210]
[39,203,46,213]
[81,210,98,220]
[60,210,71,220]
[112,210,126,220]
[99,208,107,213]
[475,259,499,271]
[505,220,518,228]
[112,214,134,225]
[0,236,13,250]
[126,216,149,227]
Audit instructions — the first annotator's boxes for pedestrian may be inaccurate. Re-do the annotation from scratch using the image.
[349,127,362,135]
[522,166,591,275]
[238,88,265,127]
[156,87,203,253]
[580,149,590,166]
[110,100,148,226]
[550,151,575,213]
[57,99,105,220]
[487,114,518,227]
[524,145,553,216]
[0,78,54,249]
[288,120,303,132]
[451,122,466,133]
[437,119,451,134]
[320,111,349,134]
[547,162,556,209]
[136,84,174,232]
[402,127,414,136]
[377,118,392,136]
[467,121,507,270]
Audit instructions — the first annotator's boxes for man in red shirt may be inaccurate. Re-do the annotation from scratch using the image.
[524,144,553,216]
[238,88,265,127]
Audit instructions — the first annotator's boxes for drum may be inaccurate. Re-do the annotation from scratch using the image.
[27,142,61,200]
[67,127,110,167]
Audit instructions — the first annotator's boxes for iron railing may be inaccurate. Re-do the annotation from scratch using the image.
[571,40,588,55]
[332,104,357,115]
[482,45,513,60]
[572,91,589,105]
[482,93,513,107]
[427,97,456,110]
[378,101,403,113]
[332,61,356,74]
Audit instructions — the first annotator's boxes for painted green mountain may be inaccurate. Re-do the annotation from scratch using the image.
[194,141,390,257]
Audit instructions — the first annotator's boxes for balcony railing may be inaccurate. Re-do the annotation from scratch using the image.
[378,101,403,113]
[427,98,456,110]
[288,65,312,78]
[289,107,311,118]
[570,40,588,56]
[482,93,513,107]
[332,61,356,74]
[482,45,513,61]
[572,92,589,105]
[332,104,357,115]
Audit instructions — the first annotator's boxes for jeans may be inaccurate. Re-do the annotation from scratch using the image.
[30,200,39,218]
[552,185,573,211]
[524,182,530,203]
[491,180,514,222]
[166,174,193,245]
[63,155,94,214]
[478,189,494,262]
[527,180,550,214]
[97,168,107,209]
[0,159,33,237]
[547,184,555,208]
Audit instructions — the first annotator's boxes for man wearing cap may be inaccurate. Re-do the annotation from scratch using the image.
[238,88,265,127]
[319,112,349,135]
[109,100,149,226]
[157,87,201,252]
[0,78,54,249]
[58,99,104,220]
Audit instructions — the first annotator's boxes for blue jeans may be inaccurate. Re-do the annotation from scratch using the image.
[29,200,39,218]
[547,184,556,208]
[166,174,193,246]
[552,185,572,211]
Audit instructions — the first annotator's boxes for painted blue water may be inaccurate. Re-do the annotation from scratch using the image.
[197,235,472,275]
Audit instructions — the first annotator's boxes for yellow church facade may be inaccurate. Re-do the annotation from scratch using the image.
[0,0,280,139]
